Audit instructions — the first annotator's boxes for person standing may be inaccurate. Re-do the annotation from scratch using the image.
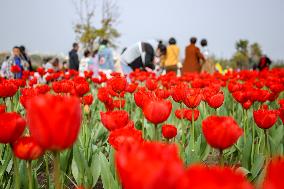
[200,39,215,74]
[69,43,80,71]
[6,46,27,79]
[0,56,10,78]
[79,50,92,77]
[90,50,99,77]
[98,39,114,76]
[258,55,272,71]
[163,37,180,73]
[182,37,205,74]
[19,45,33,71]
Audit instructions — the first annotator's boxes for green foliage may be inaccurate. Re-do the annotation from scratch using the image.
[73,0,120,50]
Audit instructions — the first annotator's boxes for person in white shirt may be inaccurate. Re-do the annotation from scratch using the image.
[79,50,92,77]
[0,56,10,78]
[120,41,159,75]
[200,39,215,74]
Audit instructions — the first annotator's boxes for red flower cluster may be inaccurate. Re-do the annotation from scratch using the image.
[115,141,253,189]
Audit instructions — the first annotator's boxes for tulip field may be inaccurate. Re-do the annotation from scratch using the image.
[1,68,284,189]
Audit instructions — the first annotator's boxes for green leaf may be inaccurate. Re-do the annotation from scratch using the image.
[91,153,101,187]
[99,152,119,189]
[242,135,252,169]
[236,167,251,176]
[71,159,80,184]
[250,154,265,181]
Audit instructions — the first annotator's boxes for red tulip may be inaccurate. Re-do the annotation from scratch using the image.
[206,92,224,109]
[262,157,284,189]
[242,100,252,110]
[143,98,172,125]
[116,142,184,189]
[0,80,18,98]
[175,109,187,119]
[253,109,278,129]
[97,87,112,103]
[82,94,93,105]
[20,88,39,109]
[257,90,270,103]
[35,84,51,94]
[134,88,154,108]
[100,110,130,131]
[278,99,284,108]
[228,81,243,93]
[37,67,46,76]
[107,76,127,94]
[108,124,143,150]
[11,65,21,73]
[0,112,26,144]
[0,104,6,114]
[279,108,284,124]
[177,164,253,189]
[146,78,158,91]
[183,94,202,109]
[155,89,170,99]
[75,83,90,97]
[28,77,38,87]
[269,83,284,93]
[162,124,177,139]
[113,99,126,109]
[126,83,138,93]
[13,136,44,160]
[268,92,279,102]
[184,109,200,122]
[232,91,248,104]
[26,95,82,151]
[171,83,188,103]
[202,116,243,150]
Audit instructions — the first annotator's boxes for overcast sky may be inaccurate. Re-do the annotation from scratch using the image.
[0,0,283,59]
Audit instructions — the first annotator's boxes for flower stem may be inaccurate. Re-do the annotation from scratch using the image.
[189,110,195,151]
[219,149,224,166]
[264,130,271,158]
[27,161,33,189]
[13,155,20,189]
[53,152,62,189]
[154,125,159,141]
[44,156,50,188]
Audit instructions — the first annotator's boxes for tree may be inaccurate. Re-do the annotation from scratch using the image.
[231,51,249,70]
[73,0,120,51]
[96,0,120,48]
[249,42,262,67]
[235,39,249,54]
[232,39,250,69]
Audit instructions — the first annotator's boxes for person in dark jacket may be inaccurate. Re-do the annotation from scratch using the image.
[19,45,33,71]
[69,43,80,71]
[258,55,272,71]
[120,41,157,74]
